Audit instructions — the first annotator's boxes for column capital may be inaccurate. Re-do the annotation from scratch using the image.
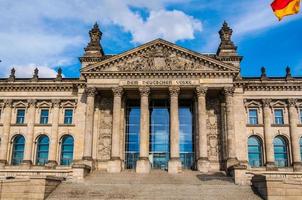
[112,86,123,97]
[85,87,97,97]
[223,87,234,97]
[169,86,180,97]
[262,99,272,108]
[139,86,150,97]
[3,99,13,108]
[288,98,297,107]
[51,99,61,108]
[27,99,37,107]
[196,86,208,97]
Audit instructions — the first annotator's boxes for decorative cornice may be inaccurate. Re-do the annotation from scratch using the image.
[139,86,150,97]
[196,86,207,97]
[169,86,180,97]
[0,82,84,92]
[112,86,123,97]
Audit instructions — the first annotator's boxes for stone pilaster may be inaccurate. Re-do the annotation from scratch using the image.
[224,87,239,169]
[136,87,151,173]
[107,86,123,173]
[168,86,182,173]
[0,100,12,167]
[83,87,97,162]
[288,99,302,171]
[47,100,60,167]
[23,99,36,166]
[196,86,209,172]
[262,99,275,170]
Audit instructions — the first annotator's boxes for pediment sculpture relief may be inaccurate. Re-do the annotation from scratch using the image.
[117,46,207,71]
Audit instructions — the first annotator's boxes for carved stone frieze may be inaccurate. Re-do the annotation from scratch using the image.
[86,87,97,97]
[288,98,297,107]
[112,87,123,97]
[196,86,208,97]
[262,99,272,108]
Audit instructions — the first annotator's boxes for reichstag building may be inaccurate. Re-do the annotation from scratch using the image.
[0,22,302,183]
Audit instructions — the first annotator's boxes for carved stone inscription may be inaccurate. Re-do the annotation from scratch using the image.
[97,97,113,161]
[206,98,222,162]
[120,79,199,86]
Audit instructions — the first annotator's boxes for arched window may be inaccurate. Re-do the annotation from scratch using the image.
[274,136,289,167]
[248,136,263,167]
[36,135,49,165]
[300,137,302,161]
[60,135,74,166]
[11,135,25,165]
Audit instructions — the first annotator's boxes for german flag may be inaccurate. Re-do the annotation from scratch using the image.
[271,0,300,20]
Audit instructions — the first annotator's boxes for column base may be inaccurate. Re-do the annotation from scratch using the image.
[266,162,277,171]
[226,157,239,169]
[107,158,122,173]
[0,160,6,169]
[168,158,182,174]
[197,158,209,173]
[45,160,58,168]
[136,158,151,174]
[293,162,302,172]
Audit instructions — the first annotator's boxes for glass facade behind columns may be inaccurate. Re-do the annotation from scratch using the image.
[150,100,170,170]
[179,100,194,169]
[125,101,140,169]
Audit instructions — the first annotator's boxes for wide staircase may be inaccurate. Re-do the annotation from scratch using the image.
[47,170,261,200]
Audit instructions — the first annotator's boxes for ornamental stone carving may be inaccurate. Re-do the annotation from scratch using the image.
[52,99,61,108]
[262,99,272,107]
[288,98,297,107]
[27,99,37,107]
[117,45,205,71]
[139,86,150,97]
[169,86,180,97]
[223,87,234,96]
[86,87,97,97]
[196,86,208,97]
[3,99,13,108]
[112,87,123,97]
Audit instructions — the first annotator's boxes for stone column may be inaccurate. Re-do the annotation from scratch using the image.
[196,86,209,172]
[136,87,151,173]
[224,87,239,169]
[83,87,97,162]
[288,99,302,171]
[168,86,182,173]
[23,99,36,165]
[107,86,123,173]
[47,100,60,167]
[0,100,12,167]
[262,99,275,170]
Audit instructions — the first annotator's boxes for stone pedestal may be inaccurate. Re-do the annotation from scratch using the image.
[226,157,239,170]
[168,159,182,174]
[45,160,58,169]
[266,162,277,171]
[197,158,209,173]
[293,162,302,172]
[72,164,91,180]
[136,159,151,174]
[107,159,122,173]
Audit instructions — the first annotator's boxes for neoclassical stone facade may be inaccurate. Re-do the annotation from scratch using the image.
[0,22,302,182]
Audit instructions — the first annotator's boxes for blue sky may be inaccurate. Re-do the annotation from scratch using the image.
[0,0,301,78]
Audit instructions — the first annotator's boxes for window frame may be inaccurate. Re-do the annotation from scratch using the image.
[248,136,263,168]
[248,108,259,125]
[63,109,74,125]
[16,109,26,124]
[60,135,74,166]
[39,109,49,125]
[11,135,25,165]
[299,108,302,124]
[273,136,289,168]
[35,135,50,166]
[274,108,284,125]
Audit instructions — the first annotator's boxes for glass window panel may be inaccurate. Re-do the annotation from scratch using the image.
[11,135,25,165]
[273,136,288,167]
[248,136,263,167]
[64,109,73,124]
[274,109,284,124]
[60,135,74,165]
[16,109,25,124]
[40,109,49,124]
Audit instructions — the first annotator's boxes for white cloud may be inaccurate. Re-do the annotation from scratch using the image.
[7,64,58,78]
[0,0,202,77]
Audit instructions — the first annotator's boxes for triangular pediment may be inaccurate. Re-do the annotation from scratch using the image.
[81,39,239,73]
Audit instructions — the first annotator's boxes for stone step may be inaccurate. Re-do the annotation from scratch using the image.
[47,171,261,200]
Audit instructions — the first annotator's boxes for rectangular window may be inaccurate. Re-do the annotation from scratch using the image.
[300,109,302,124]
[64,109,73,124]
[16,109,25,124]
[274,109,284,124]
[40,109,49,124]
[248,109,258,125]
